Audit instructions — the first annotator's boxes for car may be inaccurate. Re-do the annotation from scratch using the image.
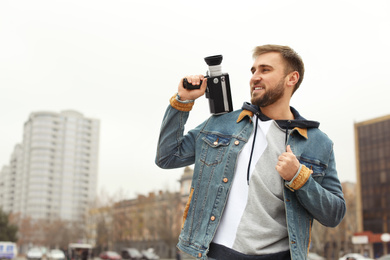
[47,249,66,260]
[120,248,142,260]
[141,249,159,260]
[377,254,390,260]
[338,253,374,260]
[99,251,122,260]
[26,248,43,260]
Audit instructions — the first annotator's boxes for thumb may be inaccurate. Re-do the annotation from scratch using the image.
[200,77,208,90]
[286,145,293,153]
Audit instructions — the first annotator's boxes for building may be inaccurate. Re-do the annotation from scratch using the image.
[0,144,23,214]
[0,110,100,223]
[87,167,194,259]
[354,114,390,256]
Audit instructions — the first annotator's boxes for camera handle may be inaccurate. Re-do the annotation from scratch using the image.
[183,78,203,90]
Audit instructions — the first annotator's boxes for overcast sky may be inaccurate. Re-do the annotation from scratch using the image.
[1,0,390,200]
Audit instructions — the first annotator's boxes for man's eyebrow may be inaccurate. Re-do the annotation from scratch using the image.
[251,64,273,72]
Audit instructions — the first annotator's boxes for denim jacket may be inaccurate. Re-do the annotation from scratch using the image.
[155,96,346,260]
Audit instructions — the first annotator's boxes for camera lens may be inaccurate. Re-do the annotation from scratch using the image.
[204,55,223,66]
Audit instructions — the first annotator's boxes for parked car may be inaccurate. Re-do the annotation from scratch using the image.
[99,251,122,260]
[378,254,390,260]
[339,253,374,260]
[47,249,66,260]
[120,248,142,260]
[141,249,159,260]
[27,248,44,260]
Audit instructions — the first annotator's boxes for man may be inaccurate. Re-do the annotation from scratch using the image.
[155,45,346,260]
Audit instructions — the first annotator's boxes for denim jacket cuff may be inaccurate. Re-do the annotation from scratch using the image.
[286,164,313,191]
[170,94,194,112]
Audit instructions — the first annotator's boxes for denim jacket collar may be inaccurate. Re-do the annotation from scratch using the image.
[237,102,320,139]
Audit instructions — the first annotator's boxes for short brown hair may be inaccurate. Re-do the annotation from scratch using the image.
[252,44,304,94]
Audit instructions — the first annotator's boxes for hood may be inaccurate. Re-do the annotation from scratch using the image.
[241,102,320,129]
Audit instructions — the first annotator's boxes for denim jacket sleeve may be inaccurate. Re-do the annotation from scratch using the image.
[288,147,346,228]
[155,102,205,169]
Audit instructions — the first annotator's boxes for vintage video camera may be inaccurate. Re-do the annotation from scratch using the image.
[183,55,233,115]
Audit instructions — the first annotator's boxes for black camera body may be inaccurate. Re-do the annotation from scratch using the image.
[205,71,233,115]
[183,55,233,115]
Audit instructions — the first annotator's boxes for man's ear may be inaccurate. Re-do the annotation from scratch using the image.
[286,71,299,88]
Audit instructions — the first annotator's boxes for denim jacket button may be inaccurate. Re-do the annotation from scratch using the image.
[213,141,218,145]
[210,216,216,221]
[234,140,240,145]
[223,178,228,183]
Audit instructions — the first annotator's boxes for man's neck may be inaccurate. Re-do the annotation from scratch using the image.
[259,102,294,120]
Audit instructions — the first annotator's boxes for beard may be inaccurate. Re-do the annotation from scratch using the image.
[251,78,285,107]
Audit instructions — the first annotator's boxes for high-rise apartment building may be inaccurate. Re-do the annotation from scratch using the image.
[0,144,23,214]
[0,110,100,223]
[355,115,390,234]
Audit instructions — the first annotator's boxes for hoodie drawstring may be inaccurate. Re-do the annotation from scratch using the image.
[285,120,291,144]
[247,117,292,185]
[247,114,259,185]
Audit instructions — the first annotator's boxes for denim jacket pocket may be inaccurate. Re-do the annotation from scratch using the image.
[200,133,231,166]
[297,156,327,184]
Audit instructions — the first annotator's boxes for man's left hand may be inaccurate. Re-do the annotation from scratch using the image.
[276,145,300,181]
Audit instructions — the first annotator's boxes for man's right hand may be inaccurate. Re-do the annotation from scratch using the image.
[177,75,207,101]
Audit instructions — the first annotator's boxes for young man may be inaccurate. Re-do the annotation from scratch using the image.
[155,45,346,260]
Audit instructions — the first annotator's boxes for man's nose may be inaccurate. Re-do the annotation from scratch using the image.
[251,73,261,84]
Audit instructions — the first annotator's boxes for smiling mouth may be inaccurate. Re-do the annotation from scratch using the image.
[252,86,264,92]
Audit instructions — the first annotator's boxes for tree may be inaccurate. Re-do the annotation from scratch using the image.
[155,191,182,258]
[43,218,82,249]
[0,207,18,242]
[91,188,128,252]
[14,214,34,246]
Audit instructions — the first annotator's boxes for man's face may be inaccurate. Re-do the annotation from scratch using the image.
[250,52,288,107]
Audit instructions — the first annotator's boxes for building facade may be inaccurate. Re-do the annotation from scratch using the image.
[87,167,194,259]
[355,115,390,256]
[0,110,100,223]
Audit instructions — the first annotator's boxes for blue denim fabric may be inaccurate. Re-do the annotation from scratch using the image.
[155,105,346,260]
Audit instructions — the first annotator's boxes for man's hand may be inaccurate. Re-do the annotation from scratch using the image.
[276,145,300,181]
[177,75,207,101]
